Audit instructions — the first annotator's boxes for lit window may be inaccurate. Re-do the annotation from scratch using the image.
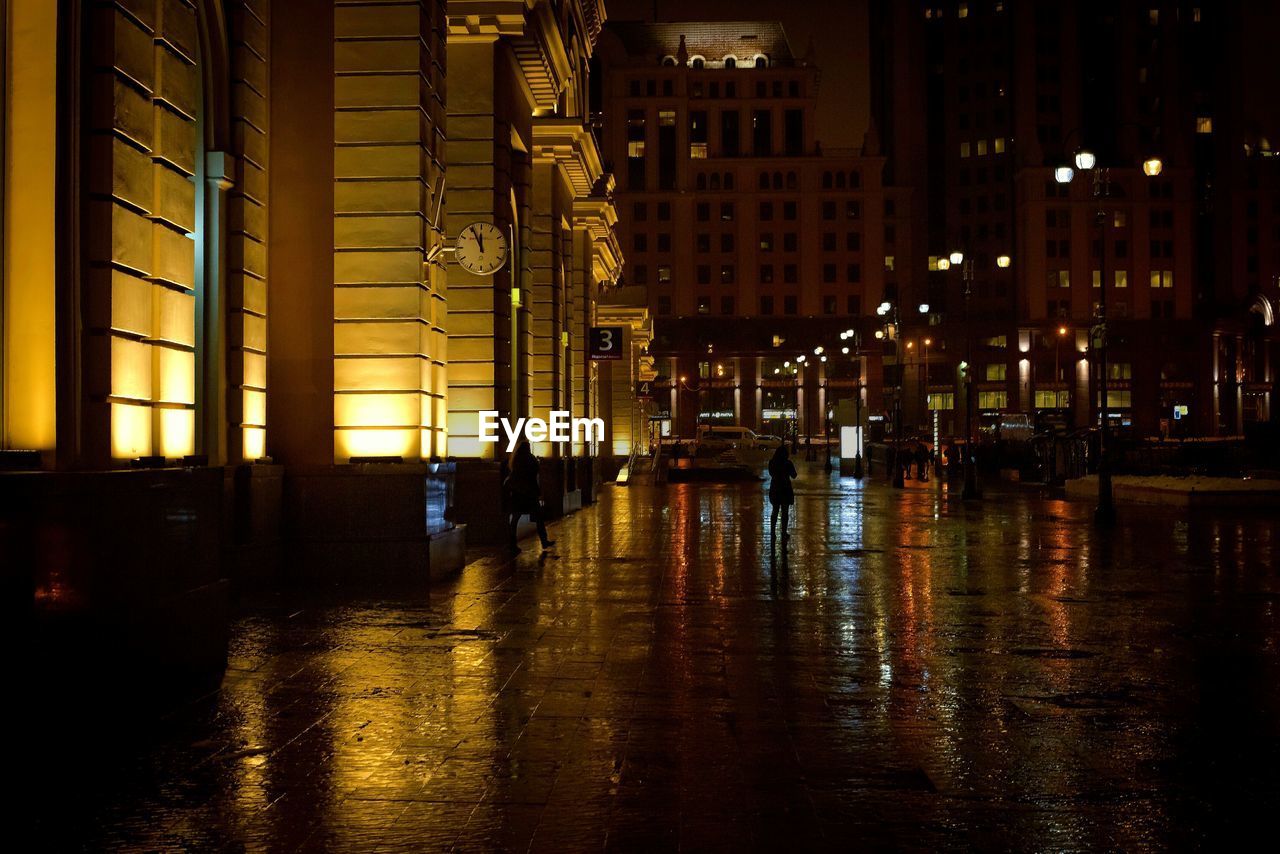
[978,391,1008,409]
[993,137,1006,154]
[1115,271,1128,288]
[690,143,708,159]
[958,3,968,18]
[1106,390,1133,408]
[976,139,988,156]
[628,141,646,158]
[1050,270,1070,288]
[928,392,955,410]
[1150,270,1174,288]
[1196,116,1213,134]
[885,256,896,271]
[1035,390,1070,408]
[658,110,675,127]
[985,364,1007,382]
[1148,9,1159,25]
[960,142,971,158]
[1113,211,1127,227]
[658,265,672,283]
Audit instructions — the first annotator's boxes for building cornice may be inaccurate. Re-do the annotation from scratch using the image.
[532,119,604,197]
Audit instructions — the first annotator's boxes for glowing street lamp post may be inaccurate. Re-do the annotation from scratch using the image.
[1056,149,1162,524]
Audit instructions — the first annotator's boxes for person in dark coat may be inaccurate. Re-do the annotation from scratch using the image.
[505,441,554,551]
[767,444,798,545]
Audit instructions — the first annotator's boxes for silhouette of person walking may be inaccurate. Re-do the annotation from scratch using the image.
[768,444,798,546]
[504,440,555,552]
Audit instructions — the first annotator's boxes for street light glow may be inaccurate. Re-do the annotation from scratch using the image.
[996,254,1012,268]
[1055,166,1075,184]
[949,251,964,265]
[1058,326,1068,336]
[841,346,849,354]
[1143,157,1164,176]
[875,330,885,339]
[1074,149,1097,170]
[919,303,930,314]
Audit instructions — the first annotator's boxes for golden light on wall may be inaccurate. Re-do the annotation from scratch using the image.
[2,0,58,456]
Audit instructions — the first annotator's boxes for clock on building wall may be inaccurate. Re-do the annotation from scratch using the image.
[454,221,509,275]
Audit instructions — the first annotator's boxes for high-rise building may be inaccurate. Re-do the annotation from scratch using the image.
[596,21,909,441]
[870,0,1280,439]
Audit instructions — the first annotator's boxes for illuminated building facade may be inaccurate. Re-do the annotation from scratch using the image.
[595,21,907,441]
[0,0,634,670]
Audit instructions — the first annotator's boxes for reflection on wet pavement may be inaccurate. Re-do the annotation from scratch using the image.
[25,466,1280,849]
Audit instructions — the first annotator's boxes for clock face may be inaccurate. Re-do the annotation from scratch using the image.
[455,222,509,275]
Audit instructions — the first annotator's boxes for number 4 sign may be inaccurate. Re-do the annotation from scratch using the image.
[589,326,624,360]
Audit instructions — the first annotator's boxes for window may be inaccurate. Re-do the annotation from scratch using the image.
[822,232,836,251]
[846,232,861,251]
[1150,270,1174,288]
[690,143,708,159]
[928,392,955,410]
[822,201,836,220]
[760,264,774,284]
[657,233,670,251]
[720,264,735,284]
[885,256,896,271]
[720,203,734,221]
[985,364,1007,382]
[783,233,798,252]
[752,109,772,156]
[1114,270,1128,288]
[846,264,861,283]
[784,202,798,220]
[1196,116,1212,134]
[721,296,735,315]
[633,203,647,222]
[720,233,734,252]
[1107,362,1133,380]
[760,233,774,251]
[977,391,1008,409]
[1106,390,1133,408]
[760,296,774,315]
[657,265,672,283]
[1035,390,1070,408]
[721,110,740,156]
[696,203,710,222]
[633,264,648,284]
[658,202,671,220]
[784,109,804,156]
[633,234,647,253]
[960,141,971,158]
[846,201,861,219]
[784,295,798,315]
[823,295,838,315]
[847,295,861,314]
[658,295,671,314]
[1114,211,1127,228]
[696,265,710,284]
[1049,270,1070,288]
[697,296,711,315]
[823,264,837,283]
[993,137,1005,154]
[784,264,798,283]
[976,139,987,156]
[696,234,711,253]
[759,202,774,221]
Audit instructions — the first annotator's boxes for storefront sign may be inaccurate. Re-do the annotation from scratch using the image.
[588,326,624,360]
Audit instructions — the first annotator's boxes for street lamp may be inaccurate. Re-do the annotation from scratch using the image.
[996,254,1012,269]
[954,253,980,500]
[1055,145,1163,524]
[878,302,906,488]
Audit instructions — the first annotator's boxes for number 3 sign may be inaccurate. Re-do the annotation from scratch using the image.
[589,326,624,360]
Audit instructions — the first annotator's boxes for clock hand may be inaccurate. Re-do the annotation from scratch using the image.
[476,228,484,254]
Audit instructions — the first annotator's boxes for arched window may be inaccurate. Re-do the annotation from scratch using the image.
[661,56,677,67]
[710,173,721,190]
[835,172,846,189]
[772,171,782,189]
[723,55,737,69]
[785,171,797,189]
[724,172,735,190]
[691,56,705,69]
[822,171,832,189]
[754,55,769,68]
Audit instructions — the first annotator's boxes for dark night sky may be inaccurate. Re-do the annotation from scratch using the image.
[607,0,871,150]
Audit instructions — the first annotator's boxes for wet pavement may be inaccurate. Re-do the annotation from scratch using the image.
[24,465,1280,850]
